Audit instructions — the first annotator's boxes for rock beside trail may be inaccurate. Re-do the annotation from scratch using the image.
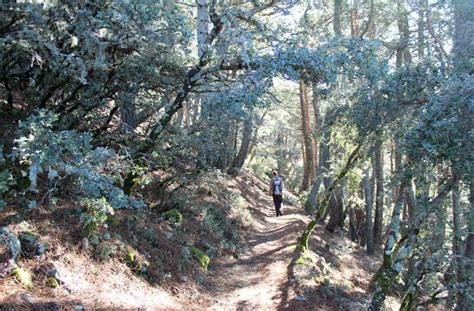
[35,262,67,288]
[1,227,49,278]
[0,227,21,277]
[19,231,47,258]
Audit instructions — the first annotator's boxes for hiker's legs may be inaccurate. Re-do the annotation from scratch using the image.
[272,195,278,216]
[273,194,283,216]
[277,195,283,216]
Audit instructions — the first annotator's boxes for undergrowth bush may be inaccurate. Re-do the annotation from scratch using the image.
[11,110,145,209]
[229,193,252,225]
[0,146,14,210]
[0,169,14,211]
[80,197,114,236]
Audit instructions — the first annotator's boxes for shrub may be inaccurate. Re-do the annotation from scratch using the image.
[162,208,183,224]
[80,197,114,236]
[230,193,251,224]
[0,170,14,211]
[124,248,149,274]
[11,110,145,209]
[96,241,119,261]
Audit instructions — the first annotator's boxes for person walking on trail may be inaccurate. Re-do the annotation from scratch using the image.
[270,171,284,217]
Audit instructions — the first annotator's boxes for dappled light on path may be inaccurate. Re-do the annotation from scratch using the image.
[206,173,310,310]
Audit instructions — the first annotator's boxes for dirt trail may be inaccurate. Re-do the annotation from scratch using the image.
[203,176,311,310]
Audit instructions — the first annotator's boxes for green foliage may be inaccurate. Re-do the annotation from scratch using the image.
[0,146,13,210]
[0,170,14,210]
[96,241,119,261]
[230,194,247,210]
[190,246,210,270]
[125,250,135,265]
[80,197,114,236]
[124,248,149,275]
[162,208,183,225]
[295,253,314,266]
[12,110,144,209]
[229,193,251,224]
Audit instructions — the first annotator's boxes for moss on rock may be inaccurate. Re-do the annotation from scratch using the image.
[47,276,60,288]
[12,267,33,289]
[190,246,210,269]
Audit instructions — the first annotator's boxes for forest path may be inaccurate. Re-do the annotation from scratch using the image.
[203,175,311,310]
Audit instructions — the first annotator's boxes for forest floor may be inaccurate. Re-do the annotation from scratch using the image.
[1,171,395,310]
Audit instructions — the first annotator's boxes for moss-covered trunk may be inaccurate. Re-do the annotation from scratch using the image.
[299,143,362,252]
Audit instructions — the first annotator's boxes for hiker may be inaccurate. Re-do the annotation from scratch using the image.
[269,171,284,217]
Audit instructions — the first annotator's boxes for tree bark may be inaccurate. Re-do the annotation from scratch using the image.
[300,143,362,252]
[311,82,320,178]
[364,168,374,254]
[417,0,426,61]
[120,100,137,134]
[453,0,474,75]
[319,129,332,223]
[334,0,343,37]
[325,184,344,233]
[245,109,268,166]
[373,137,384,247]
[396,0,412,67]
[464,183,474,310]
[197,0,210,59]
[451,181,464,307]
[299,80,315,191]
[228,115,253,175]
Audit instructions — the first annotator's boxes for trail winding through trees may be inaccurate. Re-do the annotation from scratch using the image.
[184,173,376,310]
[201,176,311,310]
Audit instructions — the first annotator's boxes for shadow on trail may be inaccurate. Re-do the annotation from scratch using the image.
[276,254,313,311]
[247,220,307,246]
[206,200,309,308]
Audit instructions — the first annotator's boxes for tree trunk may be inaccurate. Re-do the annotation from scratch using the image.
[396,0,412,67]
[453,0,474,75]
[463,183,474,310]
[320,129,332,223]
[228,116,253,175]
[245,109,268,166]
[364,168,374,254]
[373,137,384,247]
[300,144,362,252]
[197,0,209,59]
[299,80,315,191]
[451,181,465,307]
[334,0,343,37]
[417,0,425,62]
[311,83,320,178]
[325,185,344,233]
[120,101,137,134]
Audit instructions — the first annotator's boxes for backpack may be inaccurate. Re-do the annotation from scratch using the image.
[273,176,283,195]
